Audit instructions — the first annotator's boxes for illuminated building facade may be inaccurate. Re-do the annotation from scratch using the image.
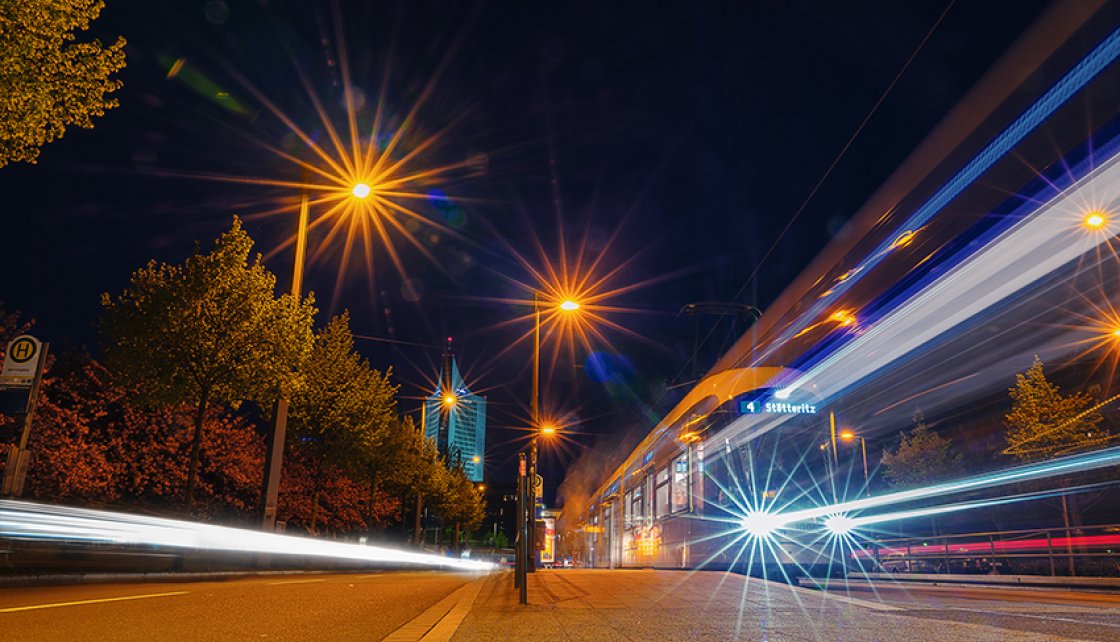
[422,340,487,482]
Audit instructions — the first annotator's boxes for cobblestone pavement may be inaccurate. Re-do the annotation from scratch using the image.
[452,569,1119,641]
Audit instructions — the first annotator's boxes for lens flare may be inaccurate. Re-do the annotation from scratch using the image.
[822,513,856,536]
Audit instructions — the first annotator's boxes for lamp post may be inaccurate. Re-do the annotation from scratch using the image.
[525,296,578,573]
[839,430,869,485]
[261,184,373,531]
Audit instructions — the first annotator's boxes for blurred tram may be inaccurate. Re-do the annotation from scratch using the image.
[578,3,1120,578]
[580,367,846,578]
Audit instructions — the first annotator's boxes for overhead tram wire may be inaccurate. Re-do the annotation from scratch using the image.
[673,0,957,389]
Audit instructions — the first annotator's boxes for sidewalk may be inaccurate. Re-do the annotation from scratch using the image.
[449,569,1077,641]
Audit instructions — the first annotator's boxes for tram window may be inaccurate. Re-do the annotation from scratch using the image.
[671,452,689,513]
[655,466,670,518]
[630,485,644,525]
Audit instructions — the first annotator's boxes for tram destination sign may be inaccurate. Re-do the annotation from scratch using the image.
[739,399,817,415]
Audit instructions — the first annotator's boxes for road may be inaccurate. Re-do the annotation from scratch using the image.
[816,579,1120,641]
[4,570,1120,640]
[0,571,477,642]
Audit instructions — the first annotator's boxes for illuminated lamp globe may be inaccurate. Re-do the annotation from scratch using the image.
[1084,211,1106,229]
[352,182,372,199]
[560,300,580,312]
[443,395,457,406]
[540,424,558,436]
[839,430,855,441]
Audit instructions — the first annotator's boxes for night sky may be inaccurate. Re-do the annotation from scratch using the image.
[0,0,1051,501]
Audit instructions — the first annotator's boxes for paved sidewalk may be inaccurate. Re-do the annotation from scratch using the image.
[450,569,1084,641]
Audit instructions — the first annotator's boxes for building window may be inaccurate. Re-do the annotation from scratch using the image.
[655,466,670,518]
[624,490,634,527]
[671,451,689,513]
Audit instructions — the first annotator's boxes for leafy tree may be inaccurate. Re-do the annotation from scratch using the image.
[880,411,963,488]
[1004,356,1108,461]
[100,219,315,513]
[376,417,449,544]
[0,0,126,166]
[287,313,397,532]
[1002,356,1114,574]
[435,466,485,550]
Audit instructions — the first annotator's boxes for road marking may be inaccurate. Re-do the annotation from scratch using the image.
[0,591,189,613]
[789,582,905,612]
[383,579,485,642]
[266,578,327,586]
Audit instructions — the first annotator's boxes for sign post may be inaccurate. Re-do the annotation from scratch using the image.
[1,335,48,497]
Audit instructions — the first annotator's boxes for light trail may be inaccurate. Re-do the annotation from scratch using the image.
[0,500,492,572]
[764,444,1120,530]
[773,142,1120,405]
[757,26,1120,364]
[822,482,1110,535]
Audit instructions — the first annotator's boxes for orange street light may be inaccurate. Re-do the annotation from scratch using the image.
[443,394,457,407]
[540,423,558,437]
[352,182,372,199]
[1083,211,1107,229]
[559,299,581,312]
[840,430,855,441]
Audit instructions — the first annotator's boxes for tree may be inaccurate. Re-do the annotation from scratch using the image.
[376,417,448,544]
[435,466,485,551]
[1004,356,1107,461]
[100,219,315,513]
[287,313,397,532]
[1003,356,1113,574]
[0,0,126,167]
[880,411,963,488]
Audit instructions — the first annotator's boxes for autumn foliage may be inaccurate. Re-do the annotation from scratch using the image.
[0,222,483,540]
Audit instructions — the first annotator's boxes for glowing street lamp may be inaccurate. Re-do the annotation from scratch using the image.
[1083,211,1107,230]
[261,179,398,531]
[559,299,580,312]
[351,182,372,199]
[839,430,869,484]
[443,394,457,407]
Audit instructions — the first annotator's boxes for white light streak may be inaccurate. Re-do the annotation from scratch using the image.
[0,500,492,572]
[783,444,1120,526]
[782,150,1120,413]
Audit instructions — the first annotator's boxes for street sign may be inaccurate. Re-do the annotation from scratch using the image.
[1,335,42,387]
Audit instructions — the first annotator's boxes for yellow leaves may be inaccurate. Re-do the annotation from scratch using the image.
[0,0,126,166]
[1003,356,1108,460]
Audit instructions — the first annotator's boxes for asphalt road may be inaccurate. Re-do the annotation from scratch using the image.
[819,579,1120,641]
[0,571,475,642]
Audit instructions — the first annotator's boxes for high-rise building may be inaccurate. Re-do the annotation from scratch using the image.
[422,339,486,482]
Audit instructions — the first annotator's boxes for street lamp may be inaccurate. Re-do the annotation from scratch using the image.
[261,183,379,531]
[1083,211,1107,229]
[524,294,580,574]
[839,430,869,485]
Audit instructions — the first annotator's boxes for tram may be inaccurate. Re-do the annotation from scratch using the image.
[579,367,847,578]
